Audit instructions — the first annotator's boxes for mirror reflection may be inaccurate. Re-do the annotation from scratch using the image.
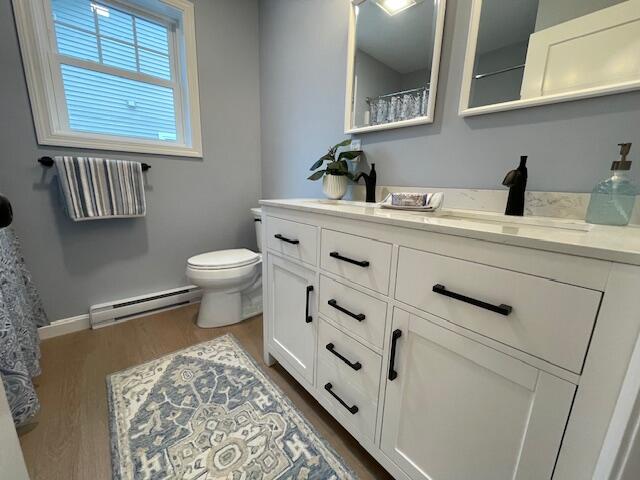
[468,0,639,109]
[349,0,438,130]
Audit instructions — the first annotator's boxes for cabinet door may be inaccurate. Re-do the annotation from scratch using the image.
[381,309,575,480]
[267,254,316,385]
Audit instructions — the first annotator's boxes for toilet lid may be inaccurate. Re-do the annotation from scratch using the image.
[188,249,260,270]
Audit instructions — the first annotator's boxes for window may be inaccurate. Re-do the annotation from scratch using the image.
[13,0,202,156]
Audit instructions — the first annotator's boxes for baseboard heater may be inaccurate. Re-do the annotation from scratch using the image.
[90,285,202,329]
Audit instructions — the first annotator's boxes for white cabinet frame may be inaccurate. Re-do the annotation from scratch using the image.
[344,0,447,134]
[12,0,203,157]
[458,0,640,117]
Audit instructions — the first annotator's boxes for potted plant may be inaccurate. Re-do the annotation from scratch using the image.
[308,140,363,200]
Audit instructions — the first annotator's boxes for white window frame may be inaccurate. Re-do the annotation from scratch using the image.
[12,0,203,157]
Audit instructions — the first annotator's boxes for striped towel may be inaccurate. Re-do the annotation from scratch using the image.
[54,156,146,221]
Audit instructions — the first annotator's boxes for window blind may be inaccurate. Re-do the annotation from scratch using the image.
[51,0,177,141]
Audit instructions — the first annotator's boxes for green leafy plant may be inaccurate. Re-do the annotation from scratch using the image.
[307,140,363,181]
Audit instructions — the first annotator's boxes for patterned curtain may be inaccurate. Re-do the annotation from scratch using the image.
[0,227,48,426]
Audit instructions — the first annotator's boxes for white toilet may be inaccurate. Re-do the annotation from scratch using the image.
[186,208,262,328]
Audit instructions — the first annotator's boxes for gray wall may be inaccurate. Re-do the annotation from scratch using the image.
[259,0,640,199]
[400,68,430,91]
[470,41,529,108]
[354,50,402,126]
[0,0,262,319]
[535,0,626,31]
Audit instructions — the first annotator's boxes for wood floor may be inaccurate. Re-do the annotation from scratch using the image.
[19,304,394,480]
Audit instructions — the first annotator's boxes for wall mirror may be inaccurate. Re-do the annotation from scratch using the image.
[344,0,447,134]
[459,0,640,117]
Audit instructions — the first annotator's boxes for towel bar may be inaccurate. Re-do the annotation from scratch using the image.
[38,156,151,171]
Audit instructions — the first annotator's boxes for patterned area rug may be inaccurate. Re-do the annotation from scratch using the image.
[107,334,356,479]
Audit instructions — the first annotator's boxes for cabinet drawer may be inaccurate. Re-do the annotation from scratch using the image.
[319,275,387,349]
[266,216,317,266]
[395,247,602,373]
[320,229,392,294]
[317,318,382,441]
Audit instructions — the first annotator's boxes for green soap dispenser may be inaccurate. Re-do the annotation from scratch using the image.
[586,143,637,226]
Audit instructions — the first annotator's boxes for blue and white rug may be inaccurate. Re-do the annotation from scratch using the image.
[107,334,356,479]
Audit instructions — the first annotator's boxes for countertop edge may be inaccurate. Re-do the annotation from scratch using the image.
[259,200,640,267]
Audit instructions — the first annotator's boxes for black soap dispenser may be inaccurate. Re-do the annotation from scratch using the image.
[502,156,528,216]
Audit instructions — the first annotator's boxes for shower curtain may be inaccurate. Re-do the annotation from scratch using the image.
[0,227,48,426]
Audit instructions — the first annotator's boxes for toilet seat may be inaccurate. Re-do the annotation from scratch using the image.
[188,249,260,270]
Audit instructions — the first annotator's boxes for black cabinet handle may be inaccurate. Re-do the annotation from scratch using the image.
[274,234,299,245]
[329,251,369,268]
[305,285,314,323]
[326,343,362,371]
[328,299,365,322]
[432,284,512,316]
[388,329,402,381]
[324,383,359,414]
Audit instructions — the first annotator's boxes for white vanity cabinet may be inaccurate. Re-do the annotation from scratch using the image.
[261,201,640,480]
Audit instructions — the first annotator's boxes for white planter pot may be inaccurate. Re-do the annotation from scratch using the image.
[322,174,348,200]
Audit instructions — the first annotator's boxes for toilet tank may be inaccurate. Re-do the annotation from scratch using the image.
[251,208,262,252]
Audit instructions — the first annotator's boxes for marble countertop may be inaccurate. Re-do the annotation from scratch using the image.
[260,199,640,266]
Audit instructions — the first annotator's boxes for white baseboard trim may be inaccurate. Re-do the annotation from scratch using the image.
[38,289,263,340]
[38,314,91,340]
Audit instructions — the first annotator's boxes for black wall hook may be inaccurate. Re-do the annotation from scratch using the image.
[0,193,12,228]
[38,156,54,167]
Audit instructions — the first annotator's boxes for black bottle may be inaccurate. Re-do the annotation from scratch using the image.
[502,156,528,216]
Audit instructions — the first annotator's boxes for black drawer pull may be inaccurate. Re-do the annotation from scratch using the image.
[326,343,362,371]
[274,233,299,245]
[329,251,369,268]
[324,383,359,414]
[305,285,314,323]
[432,284,512,316]
[388,329,402,381]
[328,299,365,321]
